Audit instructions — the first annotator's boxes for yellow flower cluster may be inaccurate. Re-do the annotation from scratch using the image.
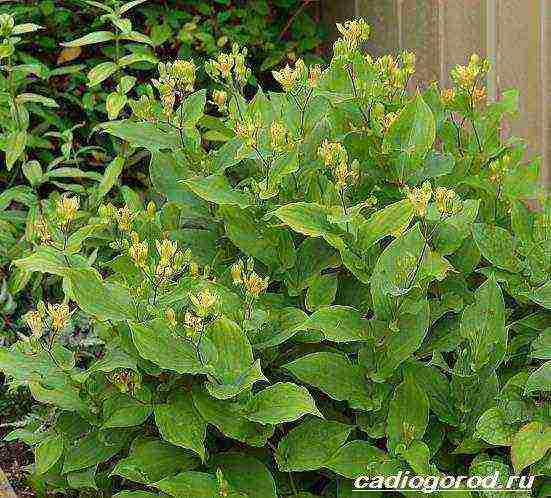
[317,140,359,189]
[129,232,149,268]
[108,369,140,394]
[0,14,14,37]
[450,54,490,105]
[440,88,456,107]
[152,60,196,117]
[434,187,459,216]
[404,181,432,217]
[489,154,511,184]
[206,45,251,87]
[24,301,71,339]
[234,115,262,147]
[231,258,269,298]
[189,288,217,317]
[56,195,79,226]
[213,89,227,112]
[334,18,370,55]
[35,217,52,243]
[270,120,289,152]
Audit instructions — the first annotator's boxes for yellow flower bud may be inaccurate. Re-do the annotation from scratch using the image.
[189,289,217,317]
[118,205,136,232]
[435,187,458,215]
[405,181,433,218]
[231,260,243,285]
[56,196,79,225]
[213,89,227,111]
[25,310,43,338]
[165,307,177,328]
[46,302,71,333]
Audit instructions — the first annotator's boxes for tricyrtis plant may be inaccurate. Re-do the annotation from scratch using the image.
[1,17,551,498]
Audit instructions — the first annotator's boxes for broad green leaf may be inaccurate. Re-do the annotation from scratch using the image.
[30,372,90,414]
[64,267,134,321]
[17,92,58,108]
[5,131,27,171]
[221,206,295,271]
[155,391,207,461]
[304,305,369,342]
[97,121,180,150]
[325,440,399,478]
[15,247,68,276]
[111,438,199,485]
[525,361,551,394]
[460,276,507,371]
[271,202,343,247]
[130,319,203,374]
[182,175,251,208]
[209,451,277,498]
[383,93,436,180]
[358,199,415,250]
[305,273,338,311]
[473,223,521,273]
[475,407,517,445]
[102,391,152,428]
[36,435,64,474]
[201,318,267,399]
[532,330,551,359]
[283,352,375,410]
[242,382,322,425]
[208,453,277,498]
[275,417,353,472]
[96,155,124,199]
[66,466,98,490]
[511,422,551,472]
[179,89,207,126]
[154,472,217,498]
[191,385,273,447]
[251,307,309,349]
[88,62,119,87]
[387,378,429,452]
[374,303,430,381]
[63,429,129,474]
[524,281,551,310]
[62,31,116,47]
[106,92,128,119]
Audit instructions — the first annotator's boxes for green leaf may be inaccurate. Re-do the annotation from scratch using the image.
[208,453,277,498]
[88,61,119,87]
[17,92,58,108]
[62,31,116,47]
[473,223,521,273]
[102,391,152,428]
[154,472,218,498]
[30,372,90,413]
[5,131,27,171]
[357,199,415,250]
[64,267,134,321]
[325,440,399,478]
[106,92,128,119]
[191,386,274,447]
[511,422,551,472]
[242,382,322,425]
[275,417,353,471]
[130,319,203,374]
[460,276,507,371]
[475,407,516,445]
[386,377,429,452]
[12,23,43,35]
[179,89,207,126]
[305,273,338,311]
[524,281,551,310]
[383,93,436,181]
[63,429,129,474]
[182,175,251,208]
[283,352,375,410]
[154,391,207,461]
[111,438,199,485]
[96,155,124,199]
[35,435,64,474]
[304,305,369,342]
[97,121,180,150]
[532,330,551,359]
[525,361,551,394]
[15,247,68,276]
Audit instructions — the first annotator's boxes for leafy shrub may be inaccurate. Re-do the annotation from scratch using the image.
[1,12,551,498]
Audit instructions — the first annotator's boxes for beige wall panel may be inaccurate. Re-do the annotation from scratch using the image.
[357,0,400,57]
[440,1,485,88]
[543,0,551,183]
[495,0,542,159]
[399,0,440,88]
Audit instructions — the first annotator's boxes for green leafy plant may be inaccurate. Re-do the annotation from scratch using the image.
[1,16,551,498]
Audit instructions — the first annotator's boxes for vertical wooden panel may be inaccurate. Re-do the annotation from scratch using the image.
[400,0,440,88]
[542,0,551,183]
[495,0,543,160]
[357,0,400,57]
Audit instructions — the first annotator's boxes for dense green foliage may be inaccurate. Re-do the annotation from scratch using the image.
[0,5,550,498]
